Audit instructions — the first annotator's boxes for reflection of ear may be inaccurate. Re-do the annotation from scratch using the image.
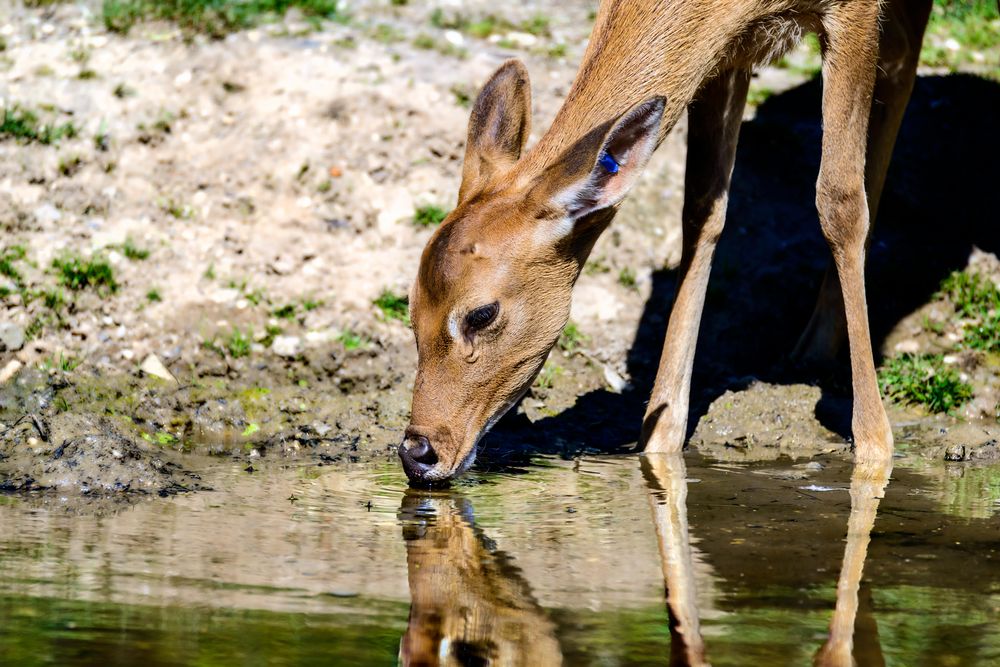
[459,60,533,203]
[534,97,665,234]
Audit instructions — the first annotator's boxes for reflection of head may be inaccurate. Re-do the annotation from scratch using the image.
[398,490,562,666]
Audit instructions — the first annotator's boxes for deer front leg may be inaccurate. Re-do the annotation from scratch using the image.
[814,0,893,463]
[642,69,750,453]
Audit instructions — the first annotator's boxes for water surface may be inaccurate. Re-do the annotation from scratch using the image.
[1,450,998,665]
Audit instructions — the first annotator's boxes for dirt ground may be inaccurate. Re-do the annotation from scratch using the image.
[2,1,999,507]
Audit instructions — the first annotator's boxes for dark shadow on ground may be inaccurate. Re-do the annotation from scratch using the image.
[477,73,1000,471]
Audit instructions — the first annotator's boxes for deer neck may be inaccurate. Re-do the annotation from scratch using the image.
[523,0,750,173]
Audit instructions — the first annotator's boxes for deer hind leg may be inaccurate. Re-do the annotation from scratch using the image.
[792,0,932,370]
[814,0,893,462]
[642,68,751,453]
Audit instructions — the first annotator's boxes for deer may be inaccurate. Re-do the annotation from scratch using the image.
[398,0,933,485]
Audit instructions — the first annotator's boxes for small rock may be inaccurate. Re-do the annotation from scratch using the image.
[0,322,25,352]
[272,335,301,357]
[269,255,296,275]
[33,203,61,224]
[944,444,966,462]
[603,364,627,393]
[894,339,920,354]
[504,31,538,47]
[139,354,178,383]
[0,359,22,384]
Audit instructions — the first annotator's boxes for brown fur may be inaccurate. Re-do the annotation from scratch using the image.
[401,0,932,484]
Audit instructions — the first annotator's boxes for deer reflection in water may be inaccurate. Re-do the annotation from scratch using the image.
[397,491,563,667]
[814,460,892,667]
[398,455,892,665]
[643,454,893,667]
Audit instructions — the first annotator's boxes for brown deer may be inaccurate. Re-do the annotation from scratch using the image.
[399,0,933,484]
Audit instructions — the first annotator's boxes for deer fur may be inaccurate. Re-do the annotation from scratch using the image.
[400,0,933,484]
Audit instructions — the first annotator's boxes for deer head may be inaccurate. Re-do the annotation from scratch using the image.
[400,59,664,484]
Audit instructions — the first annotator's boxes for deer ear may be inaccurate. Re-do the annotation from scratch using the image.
[458,60,532,202]
[535,96,665,230]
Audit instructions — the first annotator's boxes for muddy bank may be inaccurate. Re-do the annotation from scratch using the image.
[0,354,409,508]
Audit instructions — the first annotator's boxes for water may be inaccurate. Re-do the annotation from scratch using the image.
[1,451,998,665]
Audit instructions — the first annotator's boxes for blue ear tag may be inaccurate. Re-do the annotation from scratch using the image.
[598,151,620,174]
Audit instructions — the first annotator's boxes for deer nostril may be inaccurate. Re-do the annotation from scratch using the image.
[407,436,438,466]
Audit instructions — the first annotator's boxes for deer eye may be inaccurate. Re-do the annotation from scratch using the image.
[464,302,499,333]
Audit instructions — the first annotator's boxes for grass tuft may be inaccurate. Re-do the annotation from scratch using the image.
[336,329,367,350]
[939,269,1000,351]
[413,205,449,227]
[1,106,77,145]
[374,289,409,324]
[52,254,118,293]
[102,0,344,37]
[878,353,973,414]
[558,321,588,354]
[227,327,251,358]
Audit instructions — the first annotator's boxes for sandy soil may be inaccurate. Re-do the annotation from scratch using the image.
[2,1,999,507]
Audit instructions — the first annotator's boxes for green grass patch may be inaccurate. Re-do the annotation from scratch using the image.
[120,237,151,260]
[1,106,77,145]
[618,267,637,290]
[412,33,467,58]
[0,245,27,285]
[534,360,562,390]
[43,288,66,311]
[429,9,550,38]
[52,254,118,294]
[227,327,251,358]
[746,84,775,107]
[558,321,588,354]
[336,329,367,350]
[374,289,409,325]
[146,287,162,302]
[142,430,177,446]
[41,352,81,373]
[921,0,1000,71]
[102,0,344,37]
[938,269,1000,351]
[413,204,449,227]
[878,353,973,414]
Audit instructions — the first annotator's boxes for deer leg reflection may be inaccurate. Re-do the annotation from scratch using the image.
[642,454,709,667]
[815,460,892,667]
[397,490,562,667]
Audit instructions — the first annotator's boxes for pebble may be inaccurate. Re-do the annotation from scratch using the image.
[944,444,966,462]
[0,322,25,352]
[0,359,22,384]
[272,335,301,357]
[504,31,537,47]
[139,354,178,383]
[33,203,61,224]
[603,364,627,393]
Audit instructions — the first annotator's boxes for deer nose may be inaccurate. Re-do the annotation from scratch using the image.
[398,434,439,482]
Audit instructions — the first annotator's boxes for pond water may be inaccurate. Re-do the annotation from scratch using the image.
[1,449,998,666]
